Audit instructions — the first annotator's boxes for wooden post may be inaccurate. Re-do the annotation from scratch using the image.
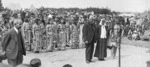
[119,40,121,67]
[118,26,122,67]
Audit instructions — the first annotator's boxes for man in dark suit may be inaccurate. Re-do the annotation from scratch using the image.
[94,18,109,61]
[1,18,26,67]
[83,15,96,63]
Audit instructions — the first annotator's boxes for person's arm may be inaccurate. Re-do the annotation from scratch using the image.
[45,25,49,39]
[82,24,88,43]
[32,25,35,40]
[1,32,11,51]
[21,23,25,38]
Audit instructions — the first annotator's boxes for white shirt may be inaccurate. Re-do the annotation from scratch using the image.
[14,27,18,34]
[100,25,107,38]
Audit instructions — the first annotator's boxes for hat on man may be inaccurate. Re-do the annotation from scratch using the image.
[30,58,41,67]
[63,64,72,67]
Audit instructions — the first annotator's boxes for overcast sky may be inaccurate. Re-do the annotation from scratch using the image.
[2,0,149,12]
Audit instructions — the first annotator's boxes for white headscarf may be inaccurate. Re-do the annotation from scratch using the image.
[99,18,106,26]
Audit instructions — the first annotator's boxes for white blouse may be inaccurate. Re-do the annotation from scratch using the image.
[100,25,107,38]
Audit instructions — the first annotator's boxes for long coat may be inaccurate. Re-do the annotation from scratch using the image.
[94,25,109,58]
[1,28,26,59]
[82,22,96,43]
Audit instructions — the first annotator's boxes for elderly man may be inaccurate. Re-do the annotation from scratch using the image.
[1,18,26,67]
[83,15,96,63]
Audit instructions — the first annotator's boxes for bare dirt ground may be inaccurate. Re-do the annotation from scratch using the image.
[2,30,150,67]
[2,41,150,67]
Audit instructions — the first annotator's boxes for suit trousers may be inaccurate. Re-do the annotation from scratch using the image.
[8,51,23,67]
[85,39,94,61]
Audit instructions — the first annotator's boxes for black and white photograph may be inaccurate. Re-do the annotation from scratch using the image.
[0,0,150,67]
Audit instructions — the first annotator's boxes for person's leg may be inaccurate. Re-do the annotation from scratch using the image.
[99,39,105,60]
[85,42,94,62]
[89,43,94,60]
[104,39,107,58]
[8,59,17,67]
[34,40,38,53]
[47,35,53,52]
[113,46,117,59]
[85,44,90,62]
[0,58,2,63]
[111,45,115,59]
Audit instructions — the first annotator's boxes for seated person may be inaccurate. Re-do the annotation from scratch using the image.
[132,29,140,40]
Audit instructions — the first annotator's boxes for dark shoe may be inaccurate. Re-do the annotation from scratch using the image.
[34,51,39,53]
[86,61,91,64]
[66,45,70,47]
[98,58,105,61]
[107,46,112,49]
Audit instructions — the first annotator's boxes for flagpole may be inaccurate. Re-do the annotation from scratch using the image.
[119,39,121,67]
[118,27,122,67]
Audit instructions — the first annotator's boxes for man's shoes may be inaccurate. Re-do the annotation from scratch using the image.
[86,61,91,64]
[86,60,92,63]
[98,58,105,61]
[34,51,39,53]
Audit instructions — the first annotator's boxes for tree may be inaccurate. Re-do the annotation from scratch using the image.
[84,7,111,14]
[0,0,3,11]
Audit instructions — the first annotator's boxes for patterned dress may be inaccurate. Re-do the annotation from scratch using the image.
[58,24,66,50]
[110,24,122,59]
[52,23,59,48]
[40,24,46,50]
[32,24,41,52]
[79,23,85,48]
[65,22,70,46]
[70,24,79,49]
[22,22,31,50]
[46,24,54,52]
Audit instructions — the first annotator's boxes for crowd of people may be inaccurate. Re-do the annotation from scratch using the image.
[0,9,119,53]
[0,8,148,67]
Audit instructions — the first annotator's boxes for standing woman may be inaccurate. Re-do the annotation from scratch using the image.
[40,19,47,51]
[94,18,110,61]
[46,19,55,52]
[32,19,41,53]
[65,20,70,47]
[79,17,85,48]
[22,18,31,51]
[70,21,79,49]
[58,19,66,51]
[53,18,59,50]
[69,19,74,48]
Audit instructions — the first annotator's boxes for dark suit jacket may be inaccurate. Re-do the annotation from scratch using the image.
[83,22,96,43]
[1,28,26,59]
[96,25,110,40]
